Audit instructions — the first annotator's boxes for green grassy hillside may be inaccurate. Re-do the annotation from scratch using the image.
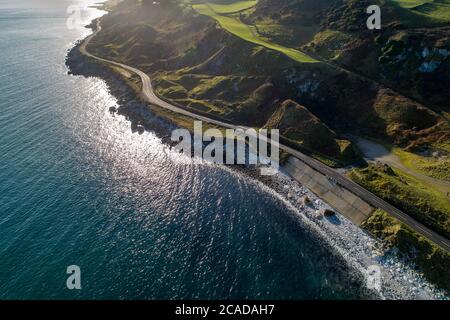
[393,0,433,8]
[264,99,358,162]
[204,0,258,13]
[349,163,450,237]
[90,0,449,163]
[363,209,450,290]
[192,1,318,63]
[391,0,450,22]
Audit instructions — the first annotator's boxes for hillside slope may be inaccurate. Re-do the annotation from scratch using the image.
[89,0,449,156]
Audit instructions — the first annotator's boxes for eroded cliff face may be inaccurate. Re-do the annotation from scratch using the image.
[293,0,450,116]
[377,30,450,109]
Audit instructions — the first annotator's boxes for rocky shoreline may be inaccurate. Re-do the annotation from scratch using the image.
[65,26,449,299]
[66,32,288,192]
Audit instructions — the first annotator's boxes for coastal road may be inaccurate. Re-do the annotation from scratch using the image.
[80,20,450,252]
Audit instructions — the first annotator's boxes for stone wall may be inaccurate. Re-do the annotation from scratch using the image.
[284,156,373,225]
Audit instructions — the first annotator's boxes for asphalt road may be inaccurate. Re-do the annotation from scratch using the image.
[80,20,450,252]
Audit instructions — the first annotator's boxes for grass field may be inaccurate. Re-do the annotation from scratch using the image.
[192,2,318,63]
[205,0,258,14]
[349,163,450,237]
[391,0,450,21]
[392,148,450,182]
[392,0,433,8]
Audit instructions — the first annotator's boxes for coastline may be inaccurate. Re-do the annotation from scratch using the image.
[65,18,449,300]
[66,25,285,192]
[70,5,450,258]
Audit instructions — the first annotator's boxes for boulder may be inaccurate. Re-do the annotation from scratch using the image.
[323,209,336,217]
[303,196,311,206]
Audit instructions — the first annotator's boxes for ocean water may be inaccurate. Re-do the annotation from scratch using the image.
[0,0,436,300]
